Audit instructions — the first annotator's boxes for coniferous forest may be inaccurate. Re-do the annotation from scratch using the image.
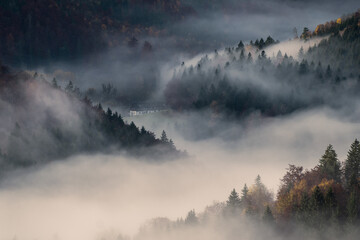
[0,1,360,240]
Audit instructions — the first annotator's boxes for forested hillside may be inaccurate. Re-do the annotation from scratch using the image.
[0,0,194,66]
[305,11,360,74]
[164,10,360,120]
[0,62,183,175]
[135,141,360,239]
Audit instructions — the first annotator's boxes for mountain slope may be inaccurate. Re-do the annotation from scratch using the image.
[0,63,183,174]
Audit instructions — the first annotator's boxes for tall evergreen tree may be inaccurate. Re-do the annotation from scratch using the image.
[185,209,198,225]
[344,139,360,189]
[65,80,74,92]
[161,130,169,142]
[310,186,325,228]
[227,188,241,210]
[325,187,338,220]
[247,52,253,63]
[241,184,249,201]
[237,40,244,50]
[311,186,325,211]
[318,145,341,182]
[347,190,359,224]
[263,205,275,223]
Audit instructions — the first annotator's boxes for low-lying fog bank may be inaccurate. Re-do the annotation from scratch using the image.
[2,106,360,240]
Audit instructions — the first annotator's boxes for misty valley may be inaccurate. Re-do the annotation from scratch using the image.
[1,0,360,240]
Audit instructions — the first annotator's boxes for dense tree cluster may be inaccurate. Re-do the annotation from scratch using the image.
[276,141,360,228]
[0,63,183,174]
[165,33,360,120]
[305,12,360,75]
[0,0,194,66]
[250,36,278,49]
[133,141,360,240]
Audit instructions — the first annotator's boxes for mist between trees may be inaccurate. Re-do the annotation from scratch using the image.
[97,141,360,240]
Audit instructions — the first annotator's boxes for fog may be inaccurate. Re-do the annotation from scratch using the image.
[33,0,359,105]
[2,104,360,239]
[2,0,360,239]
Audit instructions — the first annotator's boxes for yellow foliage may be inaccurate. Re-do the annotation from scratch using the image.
[315,25,320,34]
[314,24,324,34]
[275,192,292,218]
[336,18,342,24]
[311,178,334,193]
[276,179,308,219]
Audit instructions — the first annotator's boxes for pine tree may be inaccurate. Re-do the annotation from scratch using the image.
[325,187,337,220]
[298,47,304,60]
[318,145,341,182]
[52,78,59,88]
[316,62,323,79]
[169,139,175,149]
[241,184,249,201]
[224,188,242,216]
[297,192,311,223]
[227,188,241,209]
[140,126,147,135]
[255,175,262,187]
[161,130,169,142]
[344,139,360,189]
[310,186,325,228]
[347,190,359,224]
[237,40,244,50]
[247,52,253,63]
[299,59,308,74]
[325,65,332,78]
[259,38,265,49]
[263,205,275,223]
[240,49,245,61]
[311,186,325,211]
[185,209,198,225]
[65,80,74,92]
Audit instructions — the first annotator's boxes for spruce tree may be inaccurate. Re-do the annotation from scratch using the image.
[65,80,74,92]
[325,65,332,78]
[52,78,59,88]
[325,187,337,220]
[310,186,325,229]
[247,52,253,63]
[347,190,359,224]
[263,205,275,223]
[240,49,245,61]
[241,184,249,201]
[344,139,360,189]
[311,186,325,211]
[237,40,244,50]
[185,209,198,225]
[318,145,341,182]
[227,188,241,209]
[161,130,169,142]
[298,47,304,60]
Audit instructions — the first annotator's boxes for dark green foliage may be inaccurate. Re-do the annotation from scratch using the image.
[0,67,183,173]
[251,36,277,49]
[318,145,341,182]
[0,0,193,66]
[347,190,359,223]
[305,12,360,76]
[310,186,325,228]
[263,205,275,223]
[237,40,244,51]
[344,139,360,189]
[164,17,360,120]
[226,188,241,211]
[324,187,338,220]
